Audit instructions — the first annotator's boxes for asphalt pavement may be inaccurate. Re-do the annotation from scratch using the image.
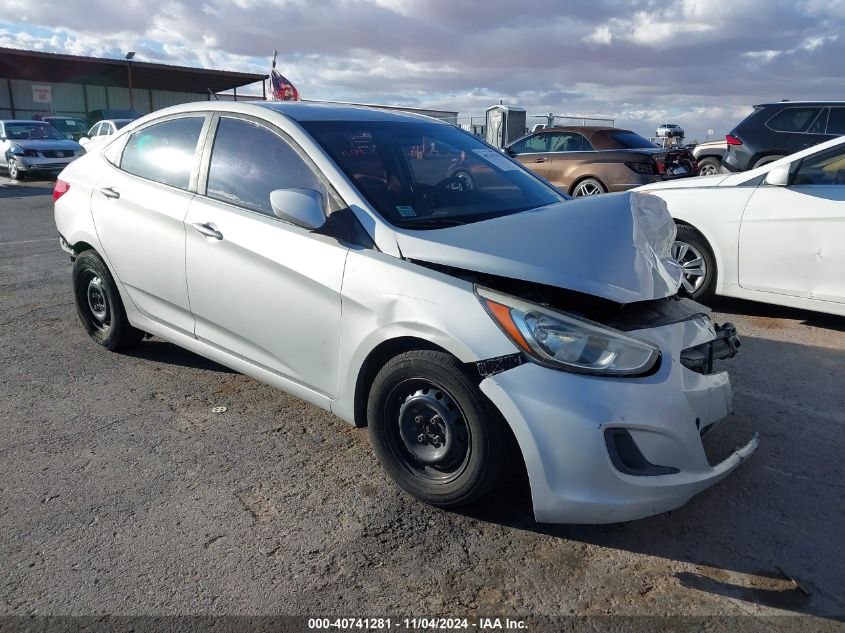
[1,176,843,630]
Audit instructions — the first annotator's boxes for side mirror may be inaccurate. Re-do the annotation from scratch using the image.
[765,163,791,186]
[504,147,516,156]
[269,188,326,230]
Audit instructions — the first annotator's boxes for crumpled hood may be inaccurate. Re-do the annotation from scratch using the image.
[395,191,683,304]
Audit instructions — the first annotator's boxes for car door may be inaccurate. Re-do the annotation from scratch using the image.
[184,114,348,397]
[90,113,209,333]
[738,144,845,304]
[546,132,595,188]
[507,133,553,178]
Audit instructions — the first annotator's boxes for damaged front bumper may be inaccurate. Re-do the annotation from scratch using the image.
[480,314,758,524]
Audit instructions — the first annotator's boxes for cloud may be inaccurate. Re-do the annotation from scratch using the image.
[1,0,843,140]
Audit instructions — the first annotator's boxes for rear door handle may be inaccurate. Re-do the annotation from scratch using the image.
[190,222,223,240]
[98,187,120,199]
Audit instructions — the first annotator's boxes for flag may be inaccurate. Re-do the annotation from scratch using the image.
[270,50,300,101]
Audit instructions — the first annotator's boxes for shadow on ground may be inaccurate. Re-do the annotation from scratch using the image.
[709,296,845,332]
[126,338,235,373]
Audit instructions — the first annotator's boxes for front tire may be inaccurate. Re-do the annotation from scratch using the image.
[367,350,509,508]
[8,160,20,180]
[72,250,144,351]
[571,177,606,197]
[673,225,716,302]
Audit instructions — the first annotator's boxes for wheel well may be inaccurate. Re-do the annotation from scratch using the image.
[697,154,722,162]
[353,337,451,428]
[72,241,95,255]
[568,175,604,195]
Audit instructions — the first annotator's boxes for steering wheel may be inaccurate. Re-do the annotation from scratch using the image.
[420,175,473,211]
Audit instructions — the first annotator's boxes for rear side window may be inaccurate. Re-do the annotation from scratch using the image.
[205,117,326,216]
[509,134,551,153]
[120,117,204,189]
[766,107,822,133]
[827,108,845,135]
[609,131,656,149]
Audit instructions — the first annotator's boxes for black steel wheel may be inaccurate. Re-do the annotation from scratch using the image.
[367,350,510,507]
[72,250,144,351]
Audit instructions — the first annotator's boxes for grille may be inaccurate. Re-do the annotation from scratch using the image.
[39,150,75,158]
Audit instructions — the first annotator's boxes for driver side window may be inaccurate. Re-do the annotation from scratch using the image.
[793,148,845,186]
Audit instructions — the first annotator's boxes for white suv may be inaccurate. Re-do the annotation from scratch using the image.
[656,123,685,138]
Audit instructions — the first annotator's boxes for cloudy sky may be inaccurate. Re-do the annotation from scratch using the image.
[3,0,843,139]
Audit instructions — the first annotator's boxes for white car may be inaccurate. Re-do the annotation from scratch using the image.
[79,119,134,147]
[54,101,757,524]
[656,123,684,138]
[638,136,845,316]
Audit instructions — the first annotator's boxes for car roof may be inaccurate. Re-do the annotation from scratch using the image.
[2,119,50,124]
[755,100,845,107]
[255,101,445,123]
[537,125,630,134]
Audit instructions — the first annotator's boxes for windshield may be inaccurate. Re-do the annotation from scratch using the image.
[611,131,658,149]
[301,120,563,228]
[46,118,86,133]
[5,122,64,140]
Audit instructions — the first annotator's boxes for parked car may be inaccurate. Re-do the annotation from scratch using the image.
[32,115,89,142]
[0,120,84,180]
[656,123,684,138]
[504,126,699,196]
[722,101,845,172]
[80,119,134,146]
[637,135,845,314]
[85,108,140,128]
[691,139,727,176]
[54,101,756,524]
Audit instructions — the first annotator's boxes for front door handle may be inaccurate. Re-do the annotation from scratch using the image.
[534,157,548,163]
[98,187,120,199]
[191,222,223,240]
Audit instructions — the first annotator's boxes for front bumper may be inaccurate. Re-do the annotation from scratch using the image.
[480,315,758,524]
[11,155,77,173]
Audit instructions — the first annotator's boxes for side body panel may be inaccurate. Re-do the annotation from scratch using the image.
[331,249,518,424]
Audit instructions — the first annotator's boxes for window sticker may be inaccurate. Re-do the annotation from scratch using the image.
[396,205,417,217]
[473,148,520,171]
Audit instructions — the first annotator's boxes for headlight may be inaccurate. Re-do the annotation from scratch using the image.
[476,287,660,377]
[74,148,86,156]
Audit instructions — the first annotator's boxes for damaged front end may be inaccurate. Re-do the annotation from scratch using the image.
[394,192,757,523]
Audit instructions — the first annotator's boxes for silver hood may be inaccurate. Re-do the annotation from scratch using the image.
[395,191,683,304]
[11,138,83,151]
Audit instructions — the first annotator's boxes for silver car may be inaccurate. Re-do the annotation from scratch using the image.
[1,120,85,180]
[54,101,757,524]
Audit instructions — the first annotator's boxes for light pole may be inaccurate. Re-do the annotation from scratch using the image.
[125,51,136,111]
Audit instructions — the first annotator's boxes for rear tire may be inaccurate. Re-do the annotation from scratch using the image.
[698,157,721,176]
[367,350,509,508]
[673,225,716,302]
[72,250,144,351]
[571,177,606,197]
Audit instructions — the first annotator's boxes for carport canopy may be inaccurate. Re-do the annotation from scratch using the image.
[0,47,267,94]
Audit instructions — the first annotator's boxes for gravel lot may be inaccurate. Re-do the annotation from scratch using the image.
[1,177,843,629]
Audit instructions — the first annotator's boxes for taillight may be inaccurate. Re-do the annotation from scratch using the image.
[53,179,70,202]
[726,134,742,146]
[654,159,666,174]
[625,162,657,175]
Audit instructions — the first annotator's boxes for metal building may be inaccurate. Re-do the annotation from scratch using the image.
[0,47,267,121]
